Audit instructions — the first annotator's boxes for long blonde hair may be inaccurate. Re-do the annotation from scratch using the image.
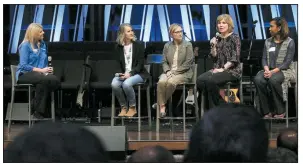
[22,23,43,50]
[116,23,137,45]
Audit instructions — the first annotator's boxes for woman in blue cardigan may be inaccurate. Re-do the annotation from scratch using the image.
[16,23,60,119]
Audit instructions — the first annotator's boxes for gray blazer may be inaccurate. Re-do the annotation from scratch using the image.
[162,40,194,79]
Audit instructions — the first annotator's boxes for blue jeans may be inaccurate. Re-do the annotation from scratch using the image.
[111,74,144,107]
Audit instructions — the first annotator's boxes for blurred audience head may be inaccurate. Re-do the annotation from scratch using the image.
[184,104,268,162]
[127,145,175,163]
[277,128,298,154]
[4,122,108,162]
[267,147,297,162]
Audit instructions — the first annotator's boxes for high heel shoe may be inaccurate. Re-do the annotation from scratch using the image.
[160,111,166,118]
[159,105,166,118]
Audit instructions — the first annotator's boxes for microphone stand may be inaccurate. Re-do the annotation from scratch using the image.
[247,23,256,105]
[82,16,91,111]
[183,33,201,67]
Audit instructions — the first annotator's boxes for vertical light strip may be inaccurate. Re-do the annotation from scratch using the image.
[164,5,170,26]
[53,5,65,42]
[258,5,266,39]
[157,5,169,41]
[11,5,25,53]
[270,5,278,18]
[8,5,18,53]
[73,5,80,41]
[34,5,45,24]
[123,5,132,23]
[164,5,171,41]
[180,5,191,41]
[202,5,210,40]
[77,5,88,41]
[104,5,111,41]
[276,5,281,17]
[250,5,262,39]
[291,5,298,32]
[235,5,243,39]
[33,5,37,22]
[50,5,58,42]
[63,5,69,41]
[120,5,125,25]
[143,5,154,42]
[140,5,147,40]
[187,5,196,41]
[228,5,239,35]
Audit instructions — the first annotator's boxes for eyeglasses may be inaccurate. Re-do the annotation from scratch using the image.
[173,30,183,34]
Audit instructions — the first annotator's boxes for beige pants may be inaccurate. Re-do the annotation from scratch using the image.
[157,74,190,105]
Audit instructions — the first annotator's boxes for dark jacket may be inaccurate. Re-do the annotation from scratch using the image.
[115,41,150,80]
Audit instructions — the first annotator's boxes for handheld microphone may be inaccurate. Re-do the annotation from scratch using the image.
[46,56,53,75]
[211,32,220,47]
[48,56,52,67]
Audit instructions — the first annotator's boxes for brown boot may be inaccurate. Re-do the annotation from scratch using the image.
[118,106,127,117]
[125,106,137,117]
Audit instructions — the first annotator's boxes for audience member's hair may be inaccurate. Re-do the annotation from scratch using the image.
[127,145,175,163]
[277,128,298,154]
[267,147,298,162]
[4,122,108,162]
[183,104,269,162]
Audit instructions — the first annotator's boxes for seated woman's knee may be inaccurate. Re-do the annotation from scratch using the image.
[43,75,60,89]
[166,80,177,87]
[157,80,167,86]
[122,81,133,89]
[254,71,265,84]
[111,80,121,89]
[268,76,282,85]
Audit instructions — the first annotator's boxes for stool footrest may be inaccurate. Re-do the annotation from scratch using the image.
[158,116,198,120]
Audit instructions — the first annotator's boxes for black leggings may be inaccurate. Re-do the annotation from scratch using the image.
[18,71,60,115]
[196,71,238,109]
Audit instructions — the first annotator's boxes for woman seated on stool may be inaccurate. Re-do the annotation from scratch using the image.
[16,23,60,119]
[111,23,149,117]
[157,23,194,118]
[254,17,295,119]
[196,14,241,110]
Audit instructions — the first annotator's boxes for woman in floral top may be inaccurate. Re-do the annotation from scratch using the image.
[196,14,241,110]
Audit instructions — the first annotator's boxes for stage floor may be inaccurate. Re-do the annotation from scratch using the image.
[3,119,297,151]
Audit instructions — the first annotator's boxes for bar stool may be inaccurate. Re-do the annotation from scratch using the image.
[111,65,152,131]
[7,65,55,134]
[156,64,199,132]
[200,63,243,117]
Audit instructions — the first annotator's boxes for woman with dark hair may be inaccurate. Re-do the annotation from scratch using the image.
[254,17,295,118]
[111,23,149,117]
[196,14,241,110]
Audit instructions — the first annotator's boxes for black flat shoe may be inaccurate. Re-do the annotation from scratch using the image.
[32,111,44,119]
